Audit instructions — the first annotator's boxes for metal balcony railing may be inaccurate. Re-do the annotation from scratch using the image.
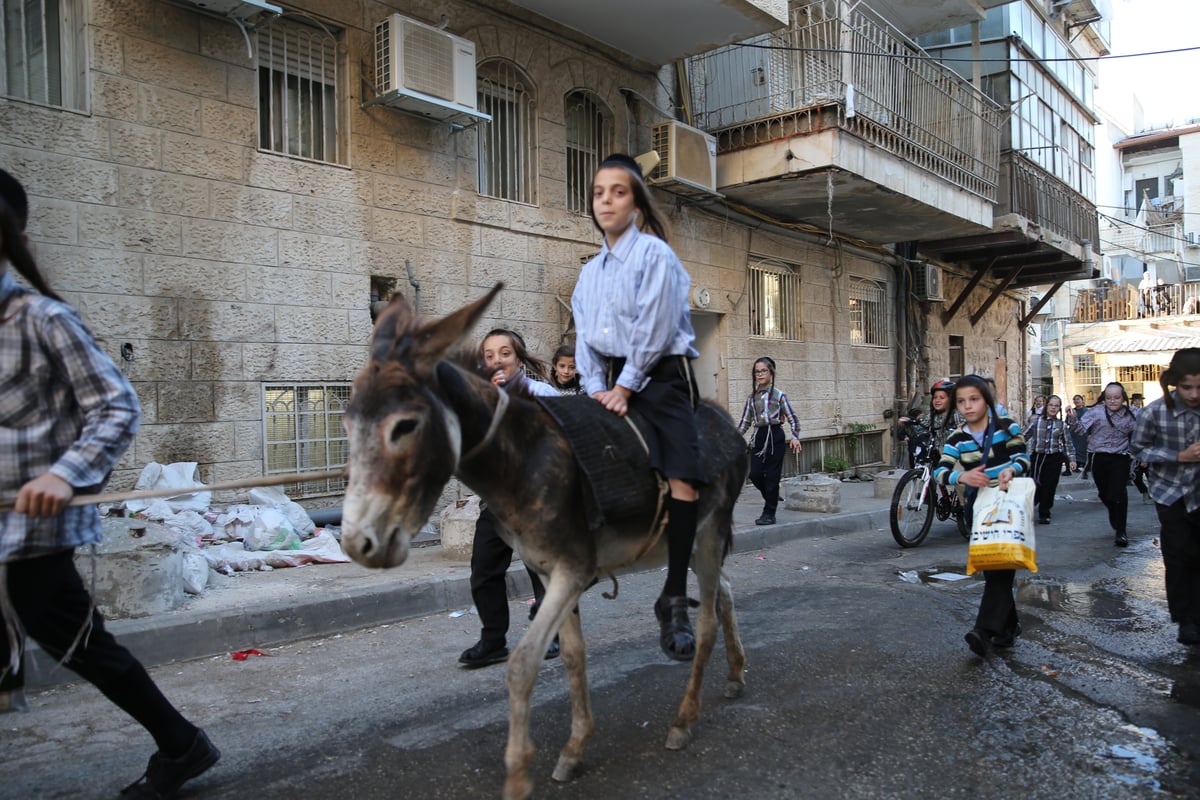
[686,0,1002,201]
[1005,151,1099,247]
[1101,220,1183,259]
[1070,283,1200,322]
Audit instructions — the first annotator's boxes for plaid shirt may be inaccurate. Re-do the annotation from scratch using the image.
[1072,404,1137,454]
[1023,416,1076,462]
[1130,393,1200,513]
[0,272,140,562]
[737,387,801,438]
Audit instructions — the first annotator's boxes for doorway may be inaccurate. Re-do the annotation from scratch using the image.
[691,311,723,404]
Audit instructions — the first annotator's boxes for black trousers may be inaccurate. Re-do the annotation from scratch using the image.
[1030,452,1065,518]
[749,425,786,515]
[1,550,194,754]
[1091,452,1131,534]
[1157,499,1200,625]
[605,356,701,485]
[470,508,546,647]
[974,569,1019,637]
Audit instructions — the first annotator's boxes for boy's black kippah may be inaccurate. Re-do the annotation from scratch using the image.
[599,153,643,179]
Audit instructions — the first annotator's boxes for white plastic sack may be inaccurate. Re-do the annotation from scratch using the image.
[248,486,316,536]
[203,531,349,571]
[162,510,213,542]
[125,462,212,514]
[243,508,302,551]
[213,504,260,541]
[180,549,209,594]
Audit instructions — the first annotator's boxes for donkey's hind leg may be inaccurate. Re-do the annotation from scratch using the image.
[550,603,592,783]
[715,567,746,699]
[665,517,724,751]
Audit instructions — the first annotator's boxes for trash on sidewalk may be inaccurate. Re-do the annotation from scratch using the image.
[897,570,920,583]
[230,649,269,661]
[928,572,970,582]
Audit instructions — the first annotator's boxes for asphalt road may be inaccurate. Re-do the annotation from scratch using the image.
[3,492,1197,799]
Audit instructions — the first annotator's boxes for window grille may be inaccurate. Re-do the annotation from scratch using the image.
[258,18,341,163]
[749,259,802,340]
[1073,354,1100,386]
[1116,364,1163,384]
[849,277,887,346]
[948,335,964,378]
[1,0,83,108]
[564,90,612,214]
[477,60,537,204]
[263,383,350,498]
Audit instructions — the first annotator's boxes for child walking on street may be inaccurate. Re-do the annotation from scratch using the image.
[1072,382,1138,547]
[737,357,802,525]
[571,153,703,661]
[0,169,220,797]
[1024,395,1076,524]
[1130,348,1200,647]
[934,375,1030,658]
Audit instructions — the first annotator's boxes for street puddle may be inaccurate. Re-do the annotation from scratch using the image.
[1015,576,1137,625]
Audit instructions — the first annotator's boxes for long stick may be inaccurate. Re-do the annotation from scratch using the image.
[0,469,345,513]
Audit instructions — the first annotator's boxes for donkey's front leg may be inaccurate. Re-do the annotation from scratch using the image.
[502,576,579,800]
[550,603,592,783]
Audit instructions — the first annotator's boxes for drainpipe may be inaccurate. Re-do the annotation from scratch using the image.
[405,259,421,311]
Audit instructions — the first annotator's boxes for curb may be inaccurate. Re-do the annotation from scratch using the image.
[25,505,889,688]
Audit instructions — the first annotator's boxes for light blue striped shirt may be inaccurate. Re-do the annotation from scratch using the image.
[571,226,697,395]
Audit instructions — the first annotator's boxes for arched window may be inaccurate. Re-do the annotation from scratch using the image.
[564,90,612,213]
[477,60,537,203]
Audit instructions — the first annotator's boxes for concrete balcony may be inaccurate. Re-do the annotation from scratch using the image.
[686,0,1001,245]
[919,152,1100,289]
[504,0,788,65]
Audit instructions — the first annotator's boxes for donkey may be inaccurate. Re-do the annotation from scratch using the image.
[340,285,749,800]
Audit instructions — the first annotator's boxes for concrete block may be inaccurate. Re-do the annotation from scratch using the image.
[164,133,249,182]
[782,473,841,513]
[440,496,481,562]
[78,519,184,619]
[183,218,277,264]
[873,469,907,499]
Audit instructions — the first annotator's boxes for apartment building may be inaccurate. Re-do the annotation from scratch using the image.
[0,0,1106,503]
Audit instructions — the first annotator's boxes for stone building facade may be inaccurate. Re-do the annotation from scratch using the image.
[1,0,1031,502]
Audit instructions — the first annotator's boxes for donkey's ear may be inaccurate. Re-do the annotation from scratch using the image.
[369,292,417,363]
[410,284,503,375]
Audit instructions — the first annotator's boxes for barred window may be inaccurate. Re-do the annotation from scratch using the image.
[948,335,964,378]
[1073,354,1101,390]
[1,0,85,109]
[849,277,887,347]
[263,383,350,498]
[749,259,802,340]
[258,18,341,164]
[477,60,537,203]
[564,90,612,214]
[1116,364,1163,384]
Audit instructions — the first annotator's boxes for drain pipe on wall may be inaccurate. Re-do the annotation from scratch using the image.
[405,259,421,311]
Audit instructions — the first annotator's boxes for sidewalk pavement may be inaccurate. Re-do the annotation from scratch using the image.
[25,471,1102,688]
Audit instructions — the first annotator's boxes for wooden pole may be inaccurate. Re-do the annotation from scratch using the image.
[0,469,345,513]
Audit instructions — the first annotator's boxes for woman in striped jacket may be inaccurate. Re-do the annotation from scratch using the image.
[1023,395,1077,525]
[935,375,1031,658]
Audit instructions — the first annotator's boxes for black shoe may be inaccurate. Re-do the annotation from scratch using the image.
[992,624,1022,648]
[654,594,696,662]
[1178,623,1200,646]
[1114,531,1129,547]
[544,638,560,660]
[755,514,776,526]
[965,629,991,658]
[459,640,508,668]
[122,728,220,799]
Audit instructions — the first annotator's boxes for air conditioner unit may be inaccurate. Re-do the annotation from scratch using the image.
[912,263,944,302]
[173,0,281,19]
[371,14,489,124]
[648,121,720,197]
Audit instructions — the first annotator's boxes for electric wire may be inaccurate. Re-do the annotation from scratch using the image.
[730,40,1200,65]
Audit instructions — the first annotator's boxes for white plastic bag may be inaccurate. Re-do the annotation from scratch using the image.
[967,477,1037,575]
[125,462,212,514]
[243,508,302,551]
[248,486,316,536]
[162,510,213,542]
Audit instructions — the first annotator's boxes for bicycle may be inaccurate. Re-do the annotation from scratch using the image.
[889,444,970,548]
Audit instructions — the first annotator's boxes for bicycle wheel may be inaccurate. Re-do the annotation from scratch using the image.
[953,493,971,539]
[890,469,934,548]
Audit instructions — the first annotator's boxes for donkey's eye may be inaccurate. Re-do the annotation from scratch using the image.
[389,418,418,444]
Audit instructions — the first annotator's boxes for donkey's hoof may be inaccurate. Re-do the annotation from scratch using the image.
[551,756,581,783]
[502,775,533,800]
[724,680,745,699]
[665,726,692,751]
